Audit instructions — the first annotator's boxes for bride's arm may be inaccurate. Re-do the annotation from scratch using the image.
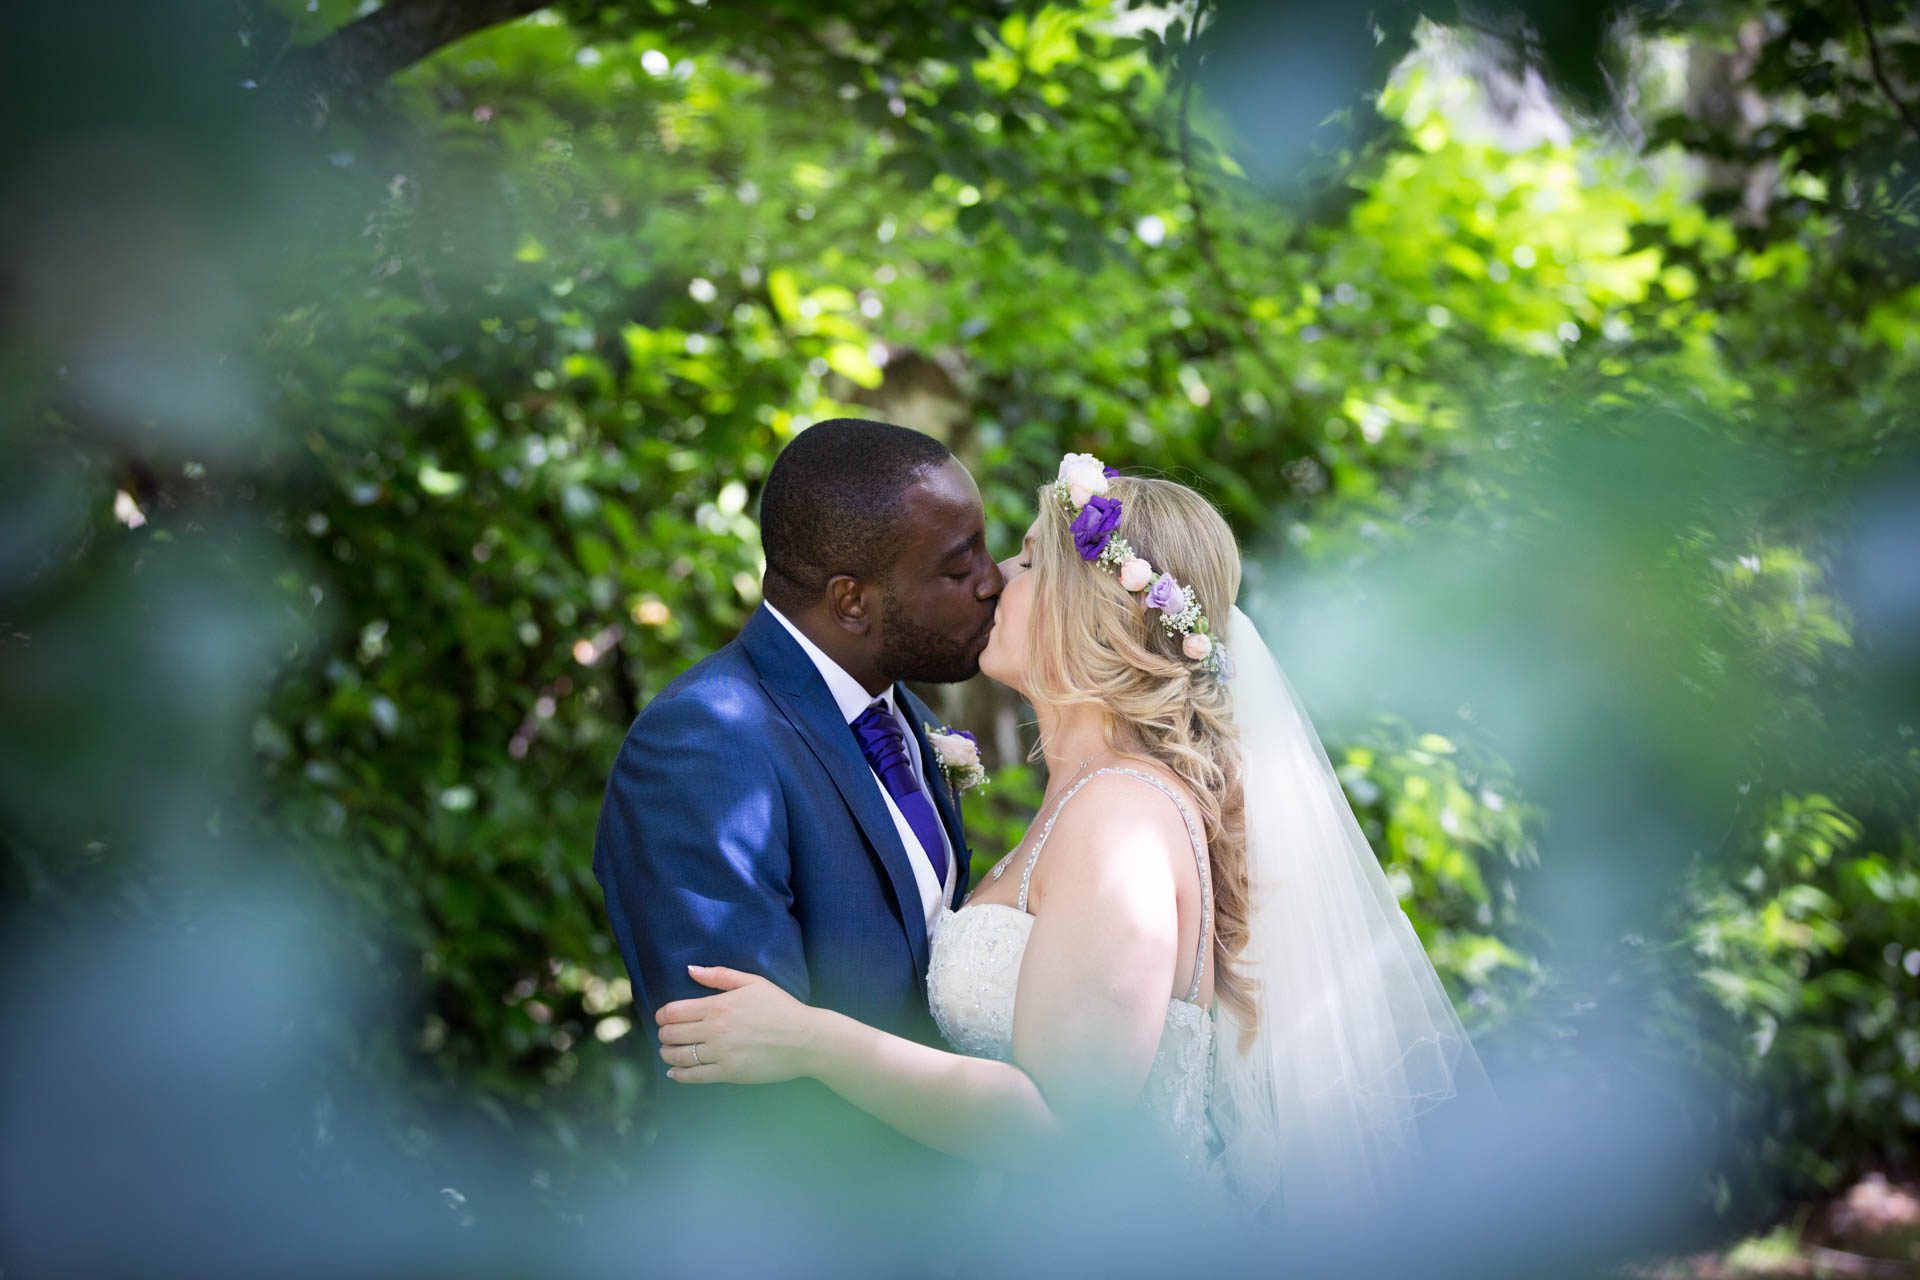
[798,1005,1061,1161]
[660,967,1057,1161]
[656,781,1185,1161]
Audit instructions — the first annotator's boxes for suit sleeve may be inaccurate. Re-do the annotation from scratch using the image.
[593,690,808,1043]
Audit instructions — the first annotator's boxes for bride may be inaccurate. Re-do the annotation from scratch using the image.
[653,454,1481,1223]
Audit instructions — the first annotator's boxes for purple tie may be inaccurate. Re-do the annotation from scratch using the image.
[850,701,949,887]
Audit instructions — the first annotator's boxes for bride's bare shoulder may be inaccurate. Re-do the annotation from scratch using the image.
[1083,760,1204,832]
[1027,763,1200,909]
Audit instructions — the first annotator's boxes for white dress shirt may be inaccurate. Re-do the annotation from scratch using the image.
[765,604,957,937]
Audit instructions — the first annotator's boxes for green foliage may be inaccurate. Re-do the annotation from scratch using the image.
[5,0,1918,1236]
[1338,722,1539,1019]
[260,9,1654,1144]
[1687,794,1920,1201]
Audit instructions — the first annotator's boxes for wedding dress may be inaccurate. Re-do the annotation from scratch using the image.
[926,766,1219,1171]
[923,609,1483,1227]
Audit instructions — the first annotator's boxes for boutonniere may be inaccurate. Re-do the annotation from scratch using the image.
[923,724,989,799]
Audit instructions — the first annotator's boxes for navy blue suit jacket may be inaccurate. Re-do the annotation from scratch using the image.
[593,604,972,1168]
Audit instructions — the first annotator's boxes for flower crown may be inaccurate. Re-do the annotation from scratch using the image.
[1051,453,1232,679]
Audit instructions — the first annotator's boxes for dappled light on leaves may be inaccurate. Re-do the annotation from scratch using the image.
[2,0,1918,1274]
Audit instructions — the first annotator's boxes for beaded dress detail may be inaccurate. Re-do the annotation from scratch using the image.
[927,768,1217,1168]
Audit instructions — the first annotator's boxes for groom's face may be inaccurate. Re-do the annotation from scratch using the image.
[874,459,1002,683]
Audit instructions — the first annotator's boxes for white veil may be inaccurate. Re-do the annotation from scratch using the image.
[1210,606,1486,1228]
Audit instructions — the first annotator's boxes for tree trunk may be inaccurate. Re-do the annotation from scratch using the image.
[1684,19,1775,226]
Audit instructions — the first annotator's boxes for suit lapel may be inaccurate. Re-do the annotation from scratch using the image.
[900,686,972,907]
[743,608,932,979]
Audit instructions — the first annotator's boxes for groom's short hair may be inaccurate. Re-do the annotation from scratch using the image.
[759,418,953,610]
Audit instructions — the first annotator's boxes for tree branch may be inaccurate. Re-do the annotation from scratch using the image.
[1853,0,1920,150]
[269,0,548,122]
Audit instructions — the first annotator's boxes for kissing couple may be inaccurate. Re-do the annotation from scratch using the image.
[593,418,1483,1235]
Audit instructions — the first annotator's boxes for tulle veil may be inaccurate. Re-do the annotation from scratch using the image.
[1208,606,1488,1227]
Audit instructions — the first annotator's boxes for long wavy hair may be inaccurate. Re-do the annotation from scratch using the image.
[1023,474,1255,1036]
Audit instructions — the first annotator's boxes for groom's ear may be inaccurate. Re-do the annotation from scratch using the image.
[826,573,873,635]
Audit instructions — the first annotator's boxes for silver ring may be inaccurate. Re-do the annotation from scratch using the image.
[690,1043,704,1066]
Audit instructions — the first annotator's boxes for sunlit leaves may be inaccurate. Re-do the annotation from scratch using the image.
[155,0,1920,1206]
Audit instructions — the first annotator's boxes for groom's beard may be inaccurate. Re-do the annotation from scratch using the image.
[878,591,992,684]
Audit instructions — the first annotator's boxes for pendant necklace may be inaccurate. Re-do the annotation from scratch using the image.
[983,748,1107,885]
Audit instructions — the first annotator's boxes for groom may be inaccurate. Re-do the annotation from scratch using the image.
[593,418,1002,1175]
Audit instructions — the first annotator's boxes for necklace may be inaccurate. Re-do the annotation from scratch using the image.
[1048,748,1104,797]
[981,749,1108,886]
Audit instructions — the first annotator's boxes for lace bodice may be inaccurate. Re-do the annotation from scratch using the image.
[927,768,1218,1168]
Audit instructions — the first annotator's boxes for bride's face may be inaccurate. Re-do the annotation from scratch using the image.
[978,518,1039,694]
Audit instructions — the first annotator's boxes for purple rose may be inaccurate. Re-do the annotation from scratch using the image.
[1069,495,1123,561]
[1102,465,1120,477]
[1144,572,1183,612]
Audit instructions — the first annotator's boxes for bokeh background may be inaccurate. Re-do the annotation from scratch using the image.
[2,0,1917,1275]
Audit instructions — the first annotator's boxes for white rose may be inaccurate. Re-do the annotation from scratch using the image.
[1056,454,1110,505]
[1056,451,1101,482]
[928,730,981,769]
[1118,557,1154,592]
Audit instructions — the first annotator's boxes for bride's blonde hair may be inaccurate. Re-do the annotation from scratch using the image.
[1023,474,1255,1035]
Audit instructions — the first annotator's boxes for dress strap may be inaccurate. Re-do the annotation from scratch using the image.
[1015,766,1213,1004]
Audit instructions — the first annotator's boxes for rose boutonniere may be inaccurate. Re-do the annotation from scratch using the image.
[923,724,988,799]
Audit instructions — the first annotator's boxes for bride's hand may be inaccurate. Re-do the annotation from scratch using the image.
[655,965,822,1085]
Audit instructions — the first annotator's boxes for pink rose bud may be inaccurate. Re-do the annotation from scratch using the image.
[1182,632,1213,661]
[1118,557,1153,592]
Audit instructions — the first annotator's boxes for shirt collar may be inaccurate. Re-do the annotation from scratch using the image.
[764,603,896,726]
